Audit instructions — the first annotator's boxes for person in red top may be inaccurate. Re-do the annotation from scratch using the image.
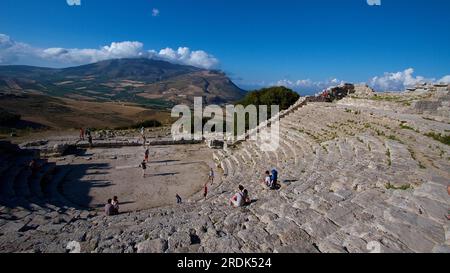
[203,183,208,199]
[144,147,150,163]
[29,159,40,176]
[79,128,85,141]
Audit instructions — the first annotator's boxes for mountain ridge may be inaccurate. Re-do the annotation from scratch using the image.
[0,58,246,107]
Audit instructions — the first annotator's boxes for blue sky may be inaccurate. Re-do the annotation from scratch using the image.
[1,0,449,94]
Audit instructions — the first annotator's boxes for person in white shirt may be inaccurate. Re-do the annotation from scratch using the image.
[140,127,146,145]
[230,185,245,207]
[263,170,272,188]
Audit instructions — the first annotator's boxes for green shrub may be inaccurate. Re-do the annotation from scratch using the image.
[386,149,392,166]
[400,123,414,130]
[387,135,402,143]
[236,86,300,113]
[385,183,412,190]
[424,132,450,146]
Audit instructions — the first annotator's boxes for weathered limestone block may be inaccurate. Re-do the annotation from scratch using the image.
[326,202,364,227]
[414,182,449,204]
[167,231,192,252]
[301,216,339,241]
[274,241,319,253]
[201,235,242,253]
[236,226,269,252]
[375,219,436,253]
[136,238,168,253]
[383,207,445,244]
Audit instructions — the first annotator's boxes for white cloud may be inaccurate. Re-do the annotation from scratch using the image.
[0,33,219,69]
[151,47,219,69]
[0,34,38,64]
[152,8,160,17]
[39,41,145,64]
[369,68,428,91]
[438,75,450,84]
[369,68,450,91]
[273,78,345,94]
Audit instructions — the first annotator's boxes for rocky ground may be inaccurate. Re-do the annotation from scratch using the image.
[0,88,449,253]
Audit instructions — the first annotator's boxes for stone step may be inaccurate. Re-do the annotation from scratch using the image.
[0,163,23,199]
[241,147,256,167]
[13,168,32,198]
[2,155,34,199]
[28,161,55,199]
[0,154,15,177]
[223,157,233,177]
[280,129,311,159]
[43,165,82,209]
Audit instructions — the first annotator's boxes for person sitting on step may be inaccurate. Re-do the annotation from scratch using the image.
[242,189,251,206]
[230,185,245,207]
[112,196,120,215]
[263,170,272,188]
[270,169,279,190]
[105,199,115,216]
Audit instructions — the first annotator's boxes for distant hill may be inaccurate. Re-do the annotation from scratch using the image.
[0,58,246,108]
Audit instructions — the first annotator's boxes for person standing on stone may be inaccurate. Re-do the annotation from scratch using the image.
[88,134,93,148]
[203,183,208,199]
[29,159,40,177]
[208,168,215,185]
[140,126,146,145]
[79,128,85,141]
[140,160,147,178]
[144,147,150,163]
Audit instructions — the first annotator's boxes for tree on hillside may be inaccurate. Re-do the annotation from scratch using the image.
[231,86,300,134]
[237,86,300,112]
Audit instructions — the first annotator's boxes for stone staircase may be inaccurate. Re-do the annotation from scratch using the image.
[0,141,91,252]
[210,99,450,253]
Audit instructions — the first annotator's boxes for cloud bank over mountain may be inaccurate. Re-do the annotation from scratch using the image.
[0,34,219,69]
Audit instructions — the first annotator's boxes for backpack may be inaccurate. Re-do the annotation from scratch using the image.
[271,169,278,182]
[270,169,278,189]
